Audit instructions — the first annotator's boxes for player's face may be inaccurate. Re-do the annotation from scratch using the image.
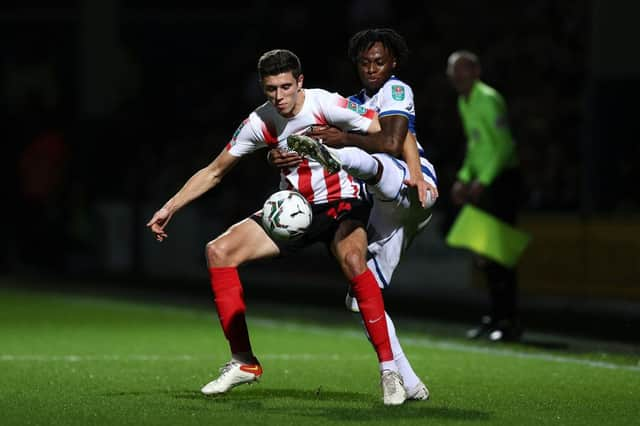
[447,60,476,96]
[356,42,396,94]
[262,72,304,118]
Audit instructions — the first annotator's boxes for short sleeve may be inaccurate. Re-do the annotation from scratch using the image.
[378,80,414,120]
[320,92,375,133]
[225,113,267,157]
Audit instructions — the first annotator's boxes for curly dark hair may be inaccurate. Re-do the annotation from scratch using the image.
[257,49,302,80]
[348,28,409,69]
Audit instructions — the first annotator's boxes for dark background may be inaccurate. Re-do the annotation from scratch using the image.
[1,1,638,342]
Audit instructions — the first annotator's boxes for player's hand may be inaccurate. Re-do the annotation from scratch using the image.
[306,125,345,147]
[268,148,302,168]
[451,181,469,206]
[404,178,438,208]
[469,180,485,203]
[146,207,173,242]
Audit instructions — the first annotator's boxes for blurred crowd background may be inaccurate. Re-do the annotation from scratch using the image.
[1,1,638,321]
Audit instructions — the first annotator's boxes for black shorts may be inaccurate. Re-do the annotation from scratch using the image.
[251,198,371,256]
[477,168,523,225]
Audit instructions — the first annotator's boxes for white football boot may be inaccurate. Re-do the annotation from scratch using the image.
[201,360,263,395]
[406,381,430,401]
[287,134,342,174]
[380,370,407,405]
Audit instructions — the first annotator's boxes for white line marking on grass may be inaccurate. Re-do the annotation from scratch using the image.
[0,355,198,362]
[252,318,640,373]
[0,354,374,362]
[3,318,637,372]
[261,353,373,361]
[402,338,640,372]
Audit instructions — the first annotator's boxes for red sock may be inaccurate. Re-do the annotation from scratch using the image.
[350,269,393,362]
[209,267,252,354]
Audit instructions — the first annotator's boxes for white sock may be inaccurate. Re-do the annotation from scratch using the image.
[355,310,401,374]
[358,310,417,378]
[368,153,407,203]
[332,146,379,180]
[386,312,421,390]
[380,360,398,373]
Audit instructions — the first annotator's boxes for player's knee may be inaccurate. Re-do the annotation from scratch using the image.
[205,240,233,267]
[343,250,367,279]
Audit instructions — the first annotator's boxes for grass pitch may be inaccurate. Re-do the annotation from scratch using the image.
[0,287,638,426]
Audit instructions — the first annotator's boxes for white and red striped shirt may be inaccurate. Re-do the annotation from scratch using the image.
[226,88,375,204]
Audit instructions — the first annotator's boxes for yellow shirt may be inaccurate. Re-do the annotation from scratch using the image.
[457,81,518,185]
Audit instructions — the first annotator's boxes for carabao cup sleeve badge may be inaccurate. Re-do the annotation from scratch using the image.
[391,85,405,101]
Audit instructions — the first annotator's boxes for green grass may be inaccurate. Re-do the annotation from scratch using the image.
[0,287,638,426]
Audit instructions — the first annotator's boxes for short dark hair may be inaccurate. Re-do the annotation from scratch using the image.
[257,49,302,80]
[348,28,409,69]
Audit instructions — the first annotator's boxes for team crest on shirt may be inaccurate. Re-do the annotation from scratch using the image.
[347,100,368,116]
[391,85,405,101]
[231,118,249,141]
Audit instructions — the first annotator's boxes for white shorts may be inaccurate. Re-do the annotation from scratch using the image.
[366,153,437,288]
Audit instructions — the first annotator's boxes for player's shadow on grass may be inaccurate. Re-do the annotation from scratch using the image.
[176,388,490,421]
[172,387,370,403]
[105,389,489,421]
[306,406,490,422]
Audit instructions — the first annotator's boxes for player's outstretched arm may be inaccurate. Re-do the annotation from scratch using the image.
[146,149,240,242]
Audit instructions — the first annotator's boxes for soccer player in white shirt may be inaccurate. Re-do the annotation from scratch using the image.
[275,29,437,401]
[146,49,407,405]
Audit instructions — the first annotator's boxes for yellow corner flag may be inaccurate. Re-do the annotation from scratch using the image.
[446,205,531,268]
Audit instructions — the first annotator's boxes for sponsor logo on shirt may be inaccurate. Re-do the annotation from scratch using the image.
[231,118,249,141]
[391,85,405,101]
[347,100,369,116]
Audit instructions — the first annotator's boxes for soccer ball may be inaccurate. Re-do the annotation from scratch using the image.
[261,190,313,240]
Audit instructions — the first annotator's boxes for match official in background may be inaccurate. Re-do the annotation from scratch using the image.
[446,50,524,342]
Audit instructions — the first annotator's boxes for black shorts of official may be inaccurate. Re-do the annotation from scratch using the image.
[476,167,523,225]
[250,197,371,256]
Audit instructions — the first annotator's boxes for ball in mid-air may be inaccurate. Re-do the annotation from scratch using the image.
[261,190,313,240]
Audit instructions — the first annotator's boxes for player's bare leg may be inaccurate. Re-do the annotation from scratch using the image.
[332,220,406,405]
[202,219,279,394]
